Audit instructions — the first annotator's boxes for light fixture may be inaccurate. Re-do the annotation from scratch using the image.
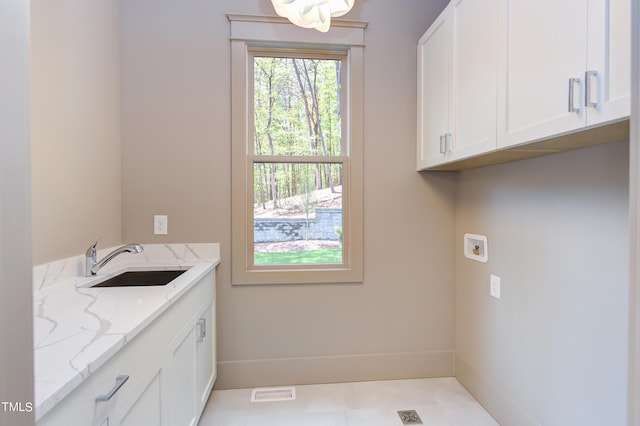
[271,0,355,33]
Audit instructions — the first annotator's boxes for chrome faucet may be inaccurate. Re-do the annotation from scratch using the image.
[85,238,144,276]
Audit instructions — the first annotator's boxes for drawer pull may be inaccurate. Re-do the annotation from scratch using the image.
[96,375,129,402]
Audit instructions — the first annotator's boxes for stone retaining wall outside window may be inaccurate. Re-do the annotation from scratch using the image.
[254,208,342,242]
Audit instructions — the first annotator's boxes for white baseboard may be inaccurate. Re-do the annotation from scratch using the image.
[214,350,454,390]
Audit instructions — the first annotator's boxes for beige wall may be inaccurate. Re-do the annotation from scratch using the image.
[0,1,34,425]
[455,141,630,425]
[119,0,455,388]
[30,0,122,264]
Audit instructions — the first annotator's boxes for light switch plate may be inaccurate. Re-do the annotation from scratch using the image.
[490,274,501,299]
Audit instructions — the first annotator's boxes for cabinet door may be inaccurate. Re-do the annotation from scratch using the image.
[449,0,498,161]
[417,4,453,170]
[167,326,197,426]
[195,302,216,417]
[585,0,631,125]
[118,372,162,426]
[498,0,587,148]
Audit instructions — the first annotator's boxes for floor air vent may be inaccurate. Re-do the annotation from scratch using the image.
[397,410,423,425]
[250,386,296,402]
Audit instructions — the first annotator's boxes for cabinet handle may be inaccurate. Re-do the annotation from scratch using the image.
[95,375,129,402]
[439,133,452,154]
[444,133,452,153]
[568,77,581,113]
[585,70,598,108]
[197,318,206,343]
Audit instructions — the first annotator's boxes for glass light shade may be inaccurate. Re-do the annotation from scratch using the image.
[271,0,355,33]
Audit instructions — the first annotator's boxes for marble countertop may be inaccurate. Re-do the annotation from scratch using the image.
[32,243,221,421]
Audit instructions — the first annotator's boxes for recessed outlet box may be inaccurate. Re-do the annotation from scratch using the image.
[154,215,168,235]
[464,233,488,262]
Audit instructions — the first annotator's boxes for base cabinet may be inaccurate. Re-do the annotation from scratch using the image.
[168,325,197,426]
[166,299,216,426]
[195,302,216,417]
[37,269,217,426]
[118,372,163,426]
[91,369,164,426]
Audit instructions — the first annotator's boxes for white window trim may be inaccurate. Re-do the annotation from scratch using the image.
[229,14,366,285]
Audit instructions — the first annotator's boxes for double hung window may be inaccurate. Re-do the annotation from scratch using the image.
[230,15,365,285]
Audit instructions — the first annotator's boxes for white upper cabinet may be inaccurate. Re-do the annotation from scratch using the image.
[497,0,630,149]
[586,0,631,126]
[417,0,498,170]
[450,0,498,160]
[417,5,453,169]
[417,0,630,170]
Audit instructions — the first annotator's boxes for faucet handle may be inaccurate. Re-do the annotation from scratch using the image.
[86,237,104,257]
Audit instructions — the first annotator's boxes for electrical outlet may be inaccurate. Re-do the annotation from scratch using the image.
[154,215,168,235]
[490,274,501,299]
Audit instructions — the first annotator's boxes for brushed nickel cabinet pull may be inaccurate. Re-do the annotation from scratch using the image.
[95,375,129,402]
[568,77,581,113]
[197,318,206,343]
[444,133,452,153]
[585,70,598,108]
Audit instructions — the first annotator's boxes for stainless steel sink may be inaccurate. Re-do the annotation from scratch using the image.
[91,270,187,288]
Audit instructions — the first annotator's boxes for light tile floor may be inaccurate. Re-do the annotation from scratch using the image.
[198,377,499,426]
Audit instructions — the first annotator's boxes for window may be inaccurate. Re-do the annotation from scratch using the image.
[252,54,345,268]
[230,15,365,285]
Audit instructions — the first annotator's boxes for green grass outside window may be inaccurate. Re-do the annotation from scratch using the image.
[254,248,342,265]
